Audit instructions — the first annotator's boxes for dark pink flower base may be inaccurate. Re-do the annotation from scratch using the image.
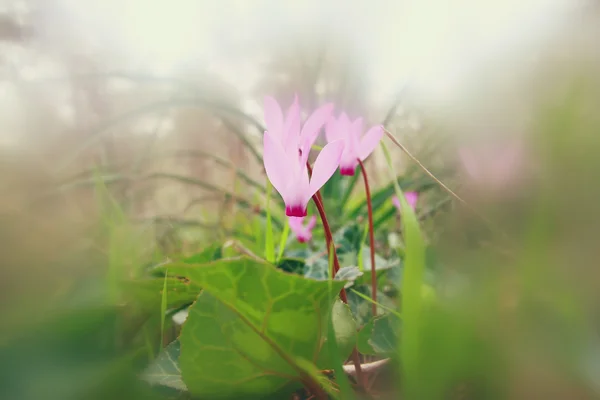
[340,167,356,176]
[286,205,307,217]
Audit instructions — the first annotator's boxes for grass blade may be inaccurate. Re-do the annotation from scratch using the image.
[264,180,275,263]
[349,289,403,319]
[381,141,426,398]
[276,222,290,262]
[160,270,168,351]
[356,220,369,272]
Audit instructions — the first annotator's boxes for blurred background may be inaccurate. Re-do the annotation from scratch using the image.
[2,0,600,399]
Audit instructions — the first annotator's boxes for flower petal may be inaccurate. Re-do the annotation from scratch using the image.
[339,148,359,175]
[308,140,344,199]
[264,96,283,139]
[306,215,317,230]
[300,103,334,160]
[404,192,419,210]
[288,216,303,233]
[284,163,310,217]
[392,196,401,210]
[283,94,301,152]
[325,117,342,143]
[263,132,290,198]
[339,112,351,127]
[358,125,384,161]
[351,117,363,151]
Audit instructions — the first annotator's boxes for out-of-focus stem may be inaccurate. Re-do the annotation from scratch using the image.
[357,158,377,318]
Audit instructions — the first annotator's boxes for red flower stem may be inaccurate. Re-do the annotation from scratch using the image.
[357,158,377,318]
[306,164,345,298]
[307,161,365,389]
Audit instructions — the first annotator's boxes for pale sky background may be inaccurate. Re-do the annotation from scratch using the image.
[0,0,584,144]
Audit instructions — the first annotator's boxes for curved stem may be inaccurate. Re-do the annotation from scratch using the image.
[307,162,366,389]
[309,182,347,302]
[357,159,377,318]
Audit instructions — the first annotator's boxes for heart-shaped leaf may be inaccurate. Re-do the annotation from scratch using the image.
[357,314,401,356]
[143,340,187,391]
[347,284,396,326]
[125,278,201,311]
[164,257,347,399]
[360,247,399,273]
[182,243,222,264]
[335,266,363,288]
[315,299,357,369]
[277,257,305,275]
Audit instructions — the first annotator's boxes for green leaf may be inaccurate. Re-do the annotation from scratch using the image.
[221,238,263,260]
[372,206,397,230]
[304,251,358,282]
[277,257,306,275]
[182,243,222,264]
[294,358,340,400]
[276,222,291,262]
[125,278,201,311]
[264,180,275,263]
[168,257,346,399]
[381,141,427,398]
[349,288,402,319]
[333,224,363,254]
[160,270,169,351]
[0,307,153,400]
[304,258,329,281]
[334,266,363,288]
[347,284,396,326]
[360,247,399,274]
[315,300,358,369]
[357,220,370,271]
[357,314,401,356]
[143,340,187,392]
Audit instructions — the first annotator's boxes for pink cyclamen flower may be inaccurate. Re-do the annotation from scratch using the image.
[263,96,344,217]
[458,141,523,189]
[325,112,384,176]
[392,192,419,211]
[288,215,317,243]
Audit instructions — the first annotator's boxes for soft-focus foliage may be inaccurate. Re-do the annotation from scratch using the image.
[2,1,600,399]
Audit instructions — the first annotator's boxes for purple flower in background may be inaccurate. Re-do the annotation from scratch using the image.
[392,191,419,212]
[288,216,317,243]
[458,140,524,189]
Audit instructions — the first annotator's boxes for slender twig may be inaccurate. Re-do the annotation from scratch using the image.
[384,128,468,207]
[357,159,377,318]
[383,128,514,247]
[342,358,390,377]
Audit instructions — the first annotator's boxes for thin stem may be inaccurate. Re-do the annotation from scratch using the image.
[357,159,377,318]
[350,349,366,388]
[311,194,346,302]
[302,377,329,400]
[307,162,366,389]
[306,165,339,272]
